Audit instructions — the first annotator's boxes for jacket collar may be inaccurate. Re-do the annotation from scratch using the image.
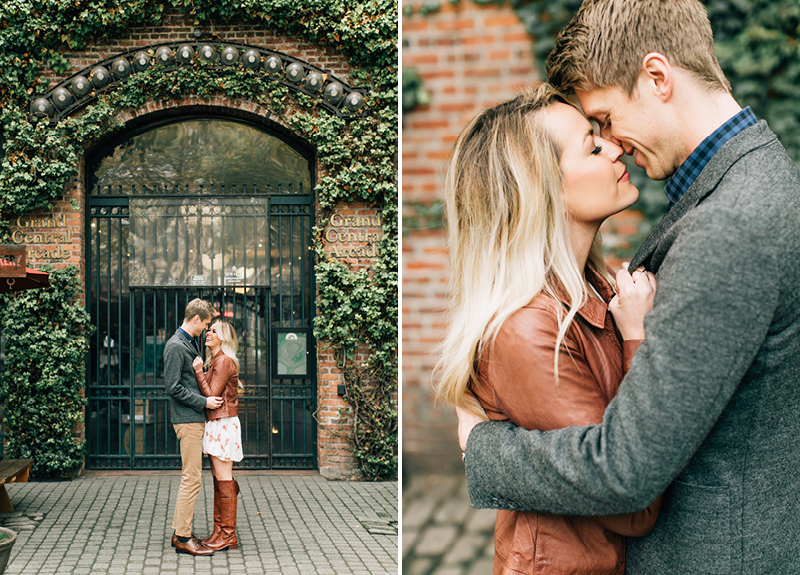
[173,328,200,354]
[550,264,612,330]
[630,121,777,272]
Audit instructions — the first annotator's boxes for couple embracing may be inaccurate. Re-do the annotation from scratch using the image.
[165,298,244,556]
[436,1,800,574]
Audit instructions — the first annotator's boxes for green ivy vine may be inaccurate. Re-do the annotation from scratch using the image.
[0,266,92,479]
[0,0,397,480]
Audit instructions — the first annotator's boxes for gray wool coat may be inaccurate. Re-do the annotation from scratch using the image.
[464,121,800,574]
[164,329,208,424]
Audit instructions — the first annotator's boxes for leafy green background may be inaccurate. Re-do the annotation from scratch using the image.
[0,0,397,480]
[0,267,91,479]
[404,0,800,257]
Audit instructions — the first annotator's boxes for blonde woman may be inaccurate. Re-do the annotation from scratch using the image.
[435,84,663,574]
[192,320,243,551]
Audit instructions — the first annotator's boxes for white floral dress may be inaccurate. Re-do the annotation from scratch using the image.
[203,416,243,462]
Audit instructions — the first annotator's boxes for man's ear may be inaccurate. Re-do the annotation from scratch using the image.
[641,52,673,101]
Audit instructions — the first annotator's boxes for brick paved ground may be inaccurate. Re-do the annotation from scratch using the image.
[0,472,397,575]
[402,474,494,575]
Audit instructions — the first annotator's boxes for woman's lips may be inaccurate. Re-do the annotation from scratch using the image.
[618,169,630,183]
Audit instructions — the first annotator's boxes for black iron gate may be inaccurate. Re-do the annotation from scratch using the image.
[86,194,316,470]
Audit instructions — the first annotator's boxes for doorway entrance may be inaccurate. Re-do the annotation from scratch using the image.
[85,117,316,470]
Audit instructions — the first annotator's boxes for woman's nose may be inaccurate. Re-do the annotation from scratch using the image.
[600,137,624,162]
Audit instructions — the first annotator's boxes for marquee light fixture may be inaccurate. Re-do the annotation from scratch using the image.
[29,41,369,122]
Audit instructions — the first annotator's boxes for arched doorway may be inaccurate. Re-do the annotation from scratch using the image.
[86,116,316,470]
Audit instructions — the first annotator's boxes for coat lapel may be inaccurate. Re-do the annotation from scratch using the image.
[174,329,200,356]
[629,121,778,273]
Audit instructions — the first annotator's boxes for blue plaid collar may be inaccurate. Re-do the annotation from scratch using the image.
[178,326,199,351]
[664,106,758,207]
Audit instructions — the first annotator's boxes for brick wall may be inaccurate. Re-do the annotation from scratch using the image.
[9,9,373,478]
[318,203,389,479]
[38,11,352,89]
[402,0,539,474]
[401,0,641,474]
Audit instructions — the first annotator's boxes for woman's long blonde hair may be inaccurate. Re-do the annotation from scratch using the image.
[206,320,241,383]
[434,84,613,415]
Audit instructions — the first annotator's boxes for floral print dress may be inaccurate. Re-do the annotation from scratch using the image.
[203,417,243,462]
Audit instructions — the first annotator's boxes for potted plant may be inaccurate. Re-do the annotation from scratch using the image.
[0,526,17,575]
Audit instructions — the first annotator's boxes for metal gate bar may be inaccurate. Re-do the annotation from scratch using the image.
[87,193,315,470]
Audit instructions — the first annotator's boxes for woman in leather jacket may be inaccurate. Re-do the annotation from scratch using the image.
[435,84,663,574]
[192,320,242,551]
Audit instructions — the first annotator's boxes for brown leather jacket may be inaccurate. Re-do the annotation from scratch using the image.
[472,266,663,575]
[195,350,239,420]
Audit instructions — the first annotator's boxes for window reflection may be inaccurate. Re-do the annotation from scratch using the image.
[90,119,311,194]
[129,198,269,287]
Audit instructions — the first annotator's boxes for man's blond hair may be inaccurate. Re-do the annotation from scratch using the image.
[546,0,731,96]
[184,298,215,322]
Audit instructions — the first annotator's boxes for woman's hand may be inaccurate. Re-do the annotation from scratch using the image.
[456,390,490,451]
[609,264,657,340]
[192,356,204,373]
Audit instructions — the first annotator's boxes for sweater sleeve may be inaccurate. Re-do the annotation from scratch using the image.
[487,306,661,536]
[465,207,779,516]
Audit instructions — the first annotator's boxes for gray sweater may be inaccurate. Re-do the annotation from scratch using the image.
[465,121,800,574]
[164,329,207,424]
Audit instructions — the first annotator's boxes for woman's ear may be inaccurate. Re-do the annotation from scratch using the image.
[641,52,673,101]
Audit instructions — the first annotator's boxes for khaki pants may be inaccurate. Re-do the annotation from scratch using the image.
[172,422,205,537]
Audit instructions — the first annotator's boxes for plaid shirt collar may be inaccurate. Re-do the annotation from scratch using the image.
[178,326,200,352]
[664,106,758,207]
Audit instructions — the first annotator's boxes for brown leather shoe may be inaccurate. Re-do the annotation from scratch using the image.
[171,533,204,548]
[173,535,214,556]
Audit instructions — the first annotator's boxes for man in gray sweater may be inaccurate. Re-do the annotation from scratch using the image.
[165,298,222,556]
[458,1,800,573]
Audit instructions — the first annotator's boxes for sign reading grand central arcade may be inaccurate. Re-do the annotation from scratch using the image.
[11,216,73,261]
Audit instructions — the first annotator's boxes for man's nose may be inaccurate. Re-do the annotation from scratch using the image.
[603,130,633,156]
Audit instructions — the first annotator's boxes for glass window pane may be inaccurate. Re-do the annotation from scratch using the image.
[129,197,269,287]
[90,119,311,194]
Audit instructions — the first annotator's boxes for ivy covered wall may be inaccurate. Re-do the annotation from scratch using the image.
[0,0,398,480]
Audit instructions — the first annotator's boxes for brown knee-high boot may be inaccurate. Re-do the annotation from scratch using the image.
[201,479,238,551]
[199,477,222,546]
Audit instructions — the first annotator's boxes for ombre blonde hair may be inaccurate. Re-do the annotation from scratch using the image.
[205,320,242,386]
[434,84,613,415]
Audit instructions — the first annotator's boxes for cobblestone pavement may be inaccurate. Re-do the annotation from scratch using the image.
[0,472,397,575]
[402,475,495,575]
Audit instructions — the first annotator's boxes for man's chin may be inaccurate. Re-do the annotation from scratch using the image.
[641,162,671,181]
